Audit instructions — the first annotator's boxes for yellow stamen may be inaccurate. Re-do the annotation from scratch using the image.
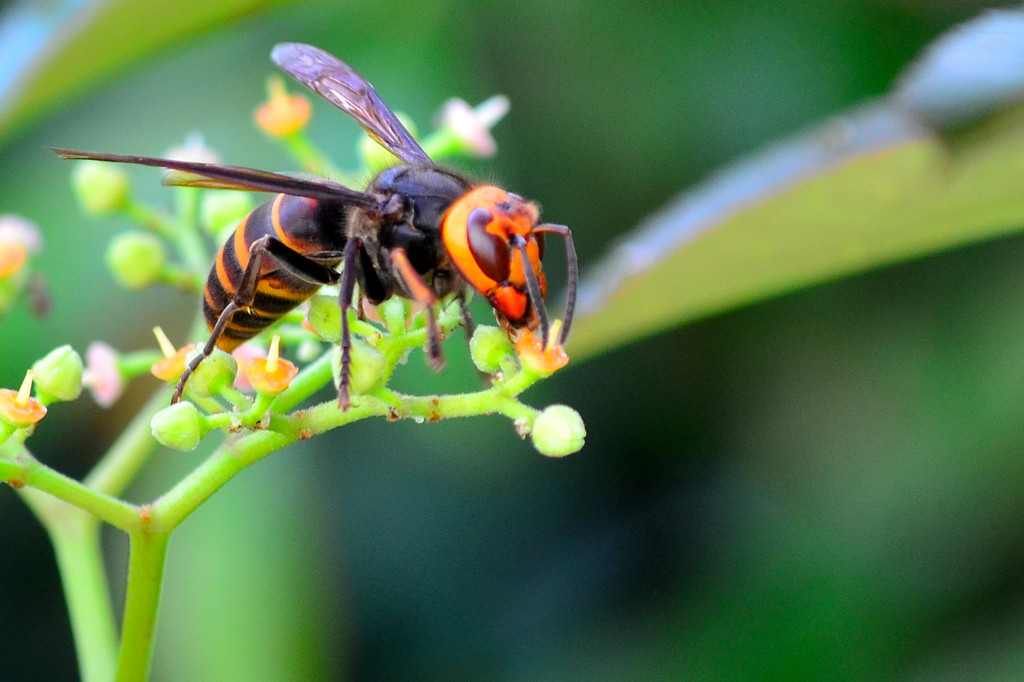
[266,335,281,373]
[153,326,177,358]
[0,371,47,425]
[16,370,34,406]
[547,320,564,348]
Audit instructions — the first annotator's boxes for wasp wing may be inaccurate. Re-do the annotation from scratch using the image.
[271,43,432,166]
[50,148,383,210]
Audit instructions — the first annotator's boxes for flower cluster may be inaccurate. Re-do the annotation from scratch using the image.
[0,59,586,682]
[16,77,585,458]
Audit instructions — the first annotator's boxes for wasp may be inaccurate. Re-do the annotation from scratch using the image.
[54,43,577,407]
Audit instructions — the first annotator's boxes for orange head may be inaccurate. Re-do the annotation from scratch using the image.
[441,185,576,346]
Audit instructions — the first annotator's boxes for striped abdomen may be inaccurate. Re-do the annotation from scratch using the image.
[204,193,348,350]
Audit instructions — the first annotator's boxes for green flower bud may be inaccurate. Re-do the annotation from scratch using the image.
[105,232,166,290]
[201,191,253,237]
[530,404,586,457]
[31,345,84,402]
[332,339,387,397]
[469,325,514,374]
[151,402,204,451]
[184,347,237,398]
[306,295,341,342]
[296,339,322,363]
[72,161,129,215]
[376,296,408,333]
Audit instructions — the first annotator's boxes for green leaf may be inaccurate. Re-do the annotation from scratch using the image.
[568,7,1024,360]
[0,0,293,143]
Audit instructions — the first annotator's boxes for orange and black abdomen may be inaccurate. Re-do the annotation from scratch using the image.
[203,193,348,351]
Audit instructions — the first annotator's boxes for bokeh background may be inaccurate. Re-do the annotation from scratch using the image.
[4,0,1024,679]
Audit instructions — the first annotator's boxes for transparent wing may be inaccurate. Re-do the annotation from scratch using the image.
[271,43,432,166]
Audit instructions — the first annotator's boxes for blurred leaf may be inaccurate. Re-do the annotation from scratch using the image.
[569,7,1024,360]
[0,0,295,144]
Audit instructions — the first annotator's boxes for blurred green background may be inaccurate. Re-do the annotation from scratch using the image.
[4,0,1024,679]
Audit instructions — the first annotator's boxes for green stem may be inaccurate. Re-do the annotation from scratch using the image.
[116,530,170,682]
[21,489,118,682]
[159,264,202,291]
[3,448,139,530]
[273,350,335,412]
[152,430,293,529]
[0,421,16,445]
[281,130,334,176]
[407,390,535,421]
[122,200,177,241]
[118,350,164,378]
[240,391,276,427]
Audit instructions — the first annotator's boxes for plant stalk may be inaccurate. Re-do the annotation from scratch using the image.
[116,530,170,682]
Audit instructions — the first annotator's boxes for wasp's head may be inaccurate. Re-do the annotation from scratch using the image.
[441,185,575,347]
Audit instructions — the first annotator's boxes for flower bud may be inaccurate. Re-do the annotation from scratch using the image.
[305,295,341,343]
[469,325,514,374]
[84,342,123,407]
[296,338,322,363]
[31,345,83,402]
[332,338,387,397]
[72,161,129,215]
[530,404,586,457]
[151,402,204,451]
[255,77,312,137]
[201,191,253,237]
[105,232,166,290]
[185,347,237,398]
[375,296,408,332]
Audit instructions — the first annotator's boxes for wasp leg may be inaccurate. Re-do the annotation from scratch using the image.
[336,238,362,409]
[172,236,342,403]
[456,291,475,343]
[388,247,445,370]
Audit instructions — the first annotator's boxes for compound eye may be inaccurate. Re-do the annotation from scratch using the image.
[467,207,510,283]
